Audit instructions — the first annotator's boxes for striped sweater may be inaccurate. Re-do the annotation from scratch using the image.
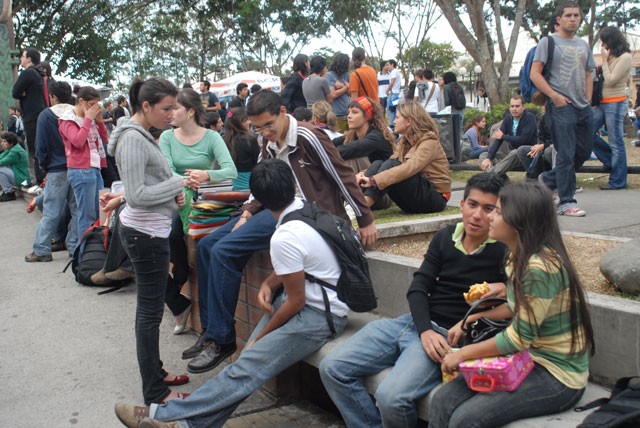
[495,252,589,389]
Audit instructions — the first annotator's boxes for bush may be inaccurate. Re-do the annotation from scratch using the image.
[463,103,541,138]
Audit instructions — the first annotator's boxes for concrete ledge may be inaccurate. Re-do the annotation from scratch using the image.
[376,214,461,239]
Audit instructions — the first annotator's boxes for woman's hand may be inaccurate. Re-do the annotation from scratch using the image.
[441,349,464,374]
[185,169,209,183]
[85,103,102,120]
[601,46,610,61]
[99,192,122,210]
[356,172,372,188]
[175,191,186,207]
[183,176,200,190]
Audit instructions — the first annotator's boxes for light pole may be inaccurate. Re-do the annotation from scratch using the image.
[473,65,482,105]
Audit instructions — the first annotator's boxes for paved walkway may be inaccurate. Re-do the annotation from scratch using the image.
[2,185,638,427]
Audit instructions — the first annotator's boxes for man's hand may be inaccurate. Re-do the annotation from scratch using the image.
[175,191,186,207]
[491,129,503,140]
[528,144,544,158]
[552,93,571,107]
[420,329,451,363]
[357,223,377,246]
[480,158,492,172]
[447,320,465,347]
[257,283,274,315]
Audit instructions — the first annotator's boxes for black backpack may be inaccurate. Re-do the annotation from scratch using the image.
[576,377,640,427]
[450,82,466,110]
[282,201,377,333]
[63,220,128,294]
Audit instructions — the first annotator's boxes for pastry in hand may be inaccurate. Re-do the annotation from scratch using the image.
[463,281,491,303]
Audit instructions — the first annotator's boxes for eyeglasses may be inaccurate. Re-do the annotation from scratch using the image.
[250,121,276,135]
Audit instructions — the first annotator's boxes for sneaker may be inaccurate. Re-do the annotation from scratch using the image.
[0,192,16,202]
[25,252,53,262]
[27,184,40,195]
[90,269,112,285]
[560,207,586,217]
[104,268,136,281]
[187,341,237,374]
[140,418,181,428]
[114,403,150,428]
[51,240,66,252]
[182,331,208,360]
[575,187,583,193]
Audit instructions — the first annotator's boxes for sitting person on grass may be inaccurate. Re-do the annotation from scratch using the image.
[320,173,507,428]
[0,131,29,202]
[356,101,451,214]
[115,158,351,428]
[464,114,489,159]
[431,182,594,428]
[181,90,376,375]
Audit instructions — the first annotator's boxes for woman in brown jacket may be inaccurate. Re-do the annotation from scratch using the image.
[356,102,451,214]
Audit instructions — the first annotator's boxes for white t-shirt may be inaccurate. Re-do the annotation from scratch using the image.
[424,81,440,114]
[270,198,349,317]
[389,68,402,94]
[377,72,390,98]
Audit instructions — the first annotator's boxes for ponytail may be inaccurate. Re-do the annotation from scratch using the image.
[129,77,178,115]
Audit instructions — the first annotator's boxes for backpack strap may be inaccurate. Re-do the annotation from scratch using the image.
[575,377,640,412]
[354,70,370,98]
[543,35,555,78]
[305,272,337,335]
[425,82,437,105]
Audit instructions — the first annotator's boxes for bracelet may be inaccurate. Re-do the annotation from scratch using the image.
[120,195,125,205]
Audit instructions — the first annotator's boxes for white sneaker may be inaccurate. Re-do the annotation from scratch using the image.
[575,187,583,193]
[560,207,586,217]
[27,184,40,194]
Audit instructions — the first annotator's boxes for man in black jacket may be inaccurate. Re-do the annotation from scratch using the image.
[319,173,507,428]
[227,83,249,108]
[12,47,47,184]
[480,94,538,177]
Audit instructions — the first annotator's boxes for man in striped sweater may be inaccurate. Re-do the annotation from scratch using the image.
[182,90,377,374]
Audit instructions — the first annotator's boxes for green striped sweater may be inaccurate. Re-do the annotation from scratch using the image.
[494,252,589,389]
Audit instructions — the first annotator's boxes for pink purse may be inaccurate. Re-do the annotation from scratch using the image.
[459,350,534,392]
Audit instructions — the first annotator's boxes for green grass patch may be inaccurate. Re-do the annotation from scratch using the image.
[370,204,460,225]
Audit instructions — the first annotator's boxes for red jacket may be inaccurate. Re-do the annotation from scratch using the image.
[244,121,374,227]
[59,116,108,169]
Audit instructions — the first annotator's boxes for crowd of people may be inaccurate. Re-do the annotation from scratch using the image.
[2,1,629,427]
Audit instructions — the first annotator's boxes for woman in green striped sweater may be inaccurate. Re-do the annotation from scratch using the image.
[431,182,594,428]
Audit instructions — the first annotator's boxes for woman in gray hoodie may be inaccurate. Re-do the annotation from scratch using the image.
[108,78,188,405]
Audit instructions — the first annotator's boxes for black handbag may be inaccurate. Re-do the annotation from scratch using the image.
[591,66,604,107]
[460,297,511,347]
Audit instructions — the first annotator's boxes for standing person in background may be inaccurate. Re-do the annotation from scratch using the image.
[386,59,402,124]
[443,71,465,135]
[108,77,188,406]
[421,69,440,116]
[377,60,390,111]
[592,26,632,191]
[475,87,490,112]
[281,53,309,113]
[112,96,129,126]
[349,48,379,104]
[531,1,596,217]
[25,81,78,262]
[437,75,446,112]
[59,86,108,238]
[326,53,351,133]
[247,84,262,106]
[203,111,224,135]
[228,83,249,109]
[302,56,333,108]
[224,108,260,191]
[199,81,221,112]
[102,101,114,134]
[12,47,47,185]
[7,107,24,140]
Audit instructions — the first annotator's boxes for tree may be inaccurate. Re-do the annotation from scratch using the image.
[403,40,459,76]
[433,0,527,106]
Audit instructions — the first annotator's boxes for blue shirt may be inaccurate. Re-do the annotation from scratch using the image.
[326,71,350,116]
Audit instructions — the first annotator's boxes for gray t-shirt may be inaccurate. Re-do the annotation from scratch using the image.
[302,75,331,108]
[534,34,596,109]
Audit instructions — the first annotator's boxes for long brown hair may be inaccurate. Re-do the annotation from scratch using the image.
[343,97,395,149]
[224,107,249,160]
[499,182,594,356]
[464,113,485,133]
[394,102,439,161]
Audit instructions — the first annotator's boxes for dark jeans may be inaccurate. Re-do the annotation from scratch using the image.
[120,225,171,404]
[104,205,133,273]
[364,159,447,214]
[540,102,593,208]
[24,118,45,184]
[429,364,585,428]
[166,213,191,316]
[196,209,276,344]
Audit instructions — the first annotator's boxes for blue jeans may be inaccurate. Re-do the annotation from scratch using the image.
[387,93,400,125]
[319,314,448,428]
[150,294,347,428]
[470,146,489,159]
[196,209,277,344]
[32,171,79,256]
[67,167,103,238]
[539,103,593,210]
[429,363,585,428]
[120,225,171,405]
[0,166,15,192]
[593,100,627,188]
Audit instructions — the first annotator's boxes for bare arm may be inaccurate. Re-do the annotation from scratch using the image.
[585,69,593,103]
[530,61,570,106]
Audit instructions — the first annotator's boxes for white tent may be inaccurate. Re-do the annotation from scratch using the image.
[210,71,281,101]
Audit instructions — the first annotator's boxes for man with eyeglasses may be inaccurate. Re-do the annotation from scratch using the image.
[181,90,377,374]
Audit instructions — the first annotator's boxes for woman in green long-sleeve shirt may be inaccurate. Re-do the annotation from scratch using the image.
[431,182,595,428]
[0,132,30,201]
[158,89,237,335]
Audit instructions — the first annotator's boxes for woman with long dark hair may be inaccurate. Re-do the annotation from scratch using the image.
[281,53,309,113]
[592,26,632,190]
[59,86,108,238]
[224,107,259,190]
[431,182,595,428]
[108,78,188,405]
[356,102,451,214]
[464,113,489,159]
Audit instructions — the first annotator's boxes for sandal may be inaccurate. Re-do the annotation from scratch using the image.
[26,198,37,213]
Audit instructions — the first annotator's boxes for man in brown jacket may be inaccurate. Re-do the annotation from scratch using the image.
[183,90,377,374]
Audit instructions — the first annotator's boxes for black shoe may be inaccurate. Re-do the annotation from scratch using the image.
[0,192,16,202]
[187,341,237,374]
[181,332,208,360]
[51,240,67,252]
[25,252,53,262]
[600,184,623,191]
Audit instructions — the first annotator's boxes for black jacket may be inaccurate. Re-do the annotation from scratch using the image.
[487,110,538,160]
[12,66,46,122]
[281,72,307,113]
[333,127,393,163]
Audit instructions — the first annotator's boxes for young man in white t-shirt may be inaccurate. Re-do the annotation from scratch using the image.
[386,59,402,124]
[114,158,349,428]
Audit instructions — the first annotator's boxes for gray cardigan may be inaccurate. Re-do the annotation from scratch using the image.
[108,119,183,218]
